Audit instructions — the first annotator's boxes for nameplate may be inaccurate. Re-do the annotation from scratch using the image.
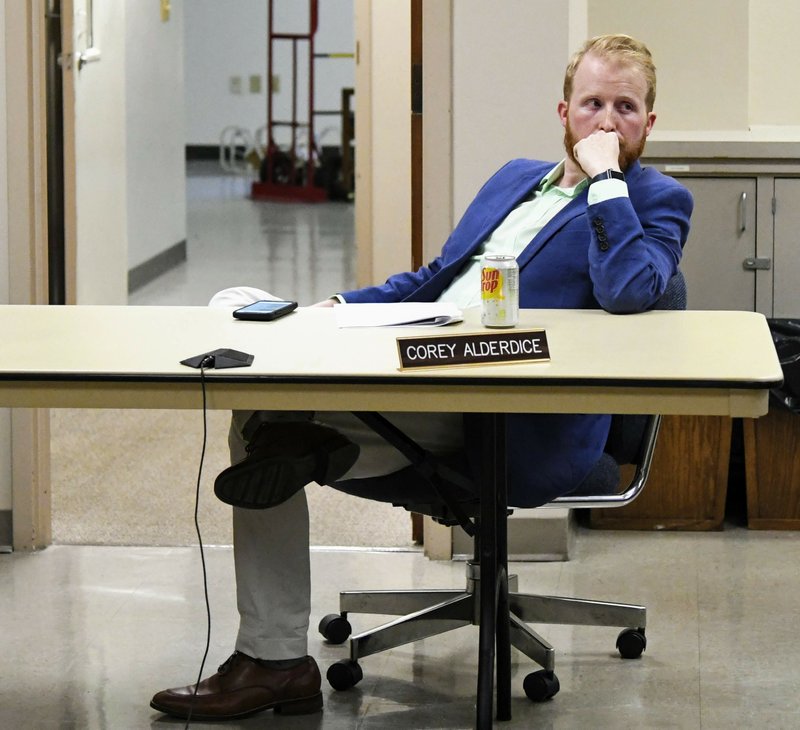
[397,329,549,370]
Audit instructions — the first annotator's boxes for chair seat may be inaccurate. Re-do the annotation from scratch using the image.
[332,451,621,526]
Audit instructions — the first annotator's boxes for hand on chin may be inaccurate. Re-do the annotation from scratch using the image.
[572,130,622,179]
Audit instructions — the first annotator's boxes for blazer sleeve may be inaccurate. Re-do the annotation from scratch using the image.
[587,169,693,313]
[338,258,445,303]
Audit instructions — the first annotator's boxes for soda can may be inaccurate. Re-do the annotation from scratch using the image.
[480,254,519,328]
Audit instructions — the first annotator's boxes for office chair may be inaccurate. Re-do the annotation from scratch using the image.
[320,272,687,705]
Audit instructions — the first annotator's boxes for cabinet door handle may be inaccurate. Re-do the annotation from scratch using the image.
[739,192,747,233]
[743,257,771,271]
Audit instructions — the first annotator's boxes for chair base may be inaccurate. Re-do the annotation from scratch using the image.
[321,561,646,697]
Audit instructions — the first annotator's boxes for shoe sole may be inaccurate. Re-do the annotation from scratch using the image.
[150,691,323,720]
[214,437,360,509]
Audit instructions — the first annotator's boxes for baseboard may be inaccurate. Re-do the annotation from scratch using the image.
[0,509,12,552]
[186,144,222,161]
[451,508,575,562]
[128,240,187,293]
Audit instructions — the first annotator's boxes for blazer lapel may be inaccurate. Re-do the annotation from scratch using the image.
[515,189,589,271]
[405,161,558,302]
[463,168,548,257]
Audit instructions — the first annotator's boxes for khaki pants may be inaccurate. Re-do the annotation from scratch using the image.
[215,288,462,659]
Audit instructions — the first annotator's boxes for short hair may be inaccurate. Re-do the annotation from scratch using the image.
[563,34,657,112]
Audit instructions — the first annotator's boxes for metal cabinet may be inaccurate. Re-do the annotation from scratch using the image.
[773,178,800,318]
[659,172,800,317]
[674,176,759,311]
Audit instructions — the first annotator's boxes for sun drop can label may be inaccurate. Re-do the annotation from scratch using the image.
[481,254,519,328]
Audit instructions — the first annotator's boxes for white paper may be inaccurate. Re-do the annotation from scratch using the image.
[334,302,463,328]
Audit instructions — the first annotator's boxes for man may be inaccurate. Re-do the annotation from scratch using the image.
[151,34,692,721]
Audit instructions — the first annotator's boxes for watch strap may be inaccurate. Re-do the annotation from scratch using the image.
[589,169,626,184]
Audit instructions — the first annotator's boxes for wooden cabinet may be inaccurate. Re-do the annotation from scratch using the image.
[590,416,731,531]
[744,408,800,529]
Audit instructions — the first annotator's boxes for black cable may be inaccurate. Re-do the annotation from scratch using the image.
[184,360,213,729]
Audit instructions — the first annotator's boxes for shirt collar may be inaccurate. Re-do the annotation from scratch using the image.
[539,160,589,197]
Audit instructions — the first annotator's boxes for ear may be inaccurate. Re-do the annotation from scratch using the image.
[644,111,657,137]
[557,100,569,128]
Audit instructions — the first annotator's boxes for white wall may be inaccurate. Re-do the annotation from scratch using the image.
[125,2,186,270]
[72,1,128,303]
[451,0,573,219]
[586,0,800,133]
[749,0,800,127]
[183,0,354,150]
[70,1,187,294]
[587,0,750,132]
[0,5,11,514]
[445,0,800,227]
[368,0,411,279]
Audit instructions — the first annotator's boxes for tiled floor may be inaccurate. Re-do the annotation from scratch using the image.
[2,527,800,729]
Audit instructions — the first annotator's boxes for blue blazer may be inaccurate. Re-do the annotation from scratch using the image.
[342,159,693,506]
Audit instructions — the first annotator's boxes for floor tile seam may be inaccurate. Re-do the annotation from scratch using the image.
[309,545,423,554]
[694,557,705,729]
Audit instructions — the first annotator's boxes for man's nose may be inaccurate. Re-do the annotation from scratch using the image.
[598,107,617,131]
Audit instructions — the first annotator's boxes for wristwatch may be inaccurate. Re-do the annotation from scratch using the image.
[589,169,625,184]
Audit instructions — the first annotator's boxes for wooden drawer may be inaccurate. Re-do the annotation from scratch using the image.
[590,415,731,531]
[744,407,800,529]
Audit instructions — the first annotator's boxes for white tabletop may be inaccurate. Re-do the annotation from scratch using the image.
[0,305,782,416]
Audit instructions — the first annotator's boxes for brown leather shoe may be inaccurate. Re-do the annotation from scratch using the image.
[150,652,323,720]
[214,421,360,509]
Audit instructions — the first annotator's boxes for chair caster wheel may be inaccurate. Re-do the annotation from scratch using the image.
[523,669,560,702]
[616,627,647,659]
[327,659,363,691]
[318,613,352,644]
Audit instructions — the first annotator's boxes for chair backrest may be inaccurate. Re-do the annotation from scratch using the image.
[657,269,687,310]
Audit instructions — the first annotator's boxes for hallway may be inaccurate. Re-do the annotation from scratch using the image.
[130,162,357,308]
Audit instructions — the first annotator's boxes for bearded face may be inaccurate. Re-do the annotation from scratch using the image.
[563,115,648,174]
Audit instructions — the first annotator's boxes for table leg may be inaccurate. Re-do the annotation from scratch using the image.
[496,434,511,720]
[476,412,511,727]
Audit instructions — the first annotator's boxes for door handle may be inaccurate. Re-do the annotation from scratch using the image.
[739,192,747,234]
[743,257,771,271]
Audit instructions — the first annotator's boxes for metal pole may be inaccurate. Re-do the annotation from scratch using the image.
[266,0,275,182]
[476,413,498,727]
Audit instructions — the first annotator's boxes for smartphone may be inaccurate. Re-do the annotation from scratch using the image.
[233,300,298,321]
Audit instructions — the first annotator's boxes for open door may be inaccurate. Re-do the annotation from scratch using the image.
[5,4,52,550]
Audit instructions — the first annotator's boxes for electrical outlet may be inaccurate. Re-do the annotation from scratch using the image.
[249,74,262,94]
[271,74,281,93]
[230,76,242,94]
